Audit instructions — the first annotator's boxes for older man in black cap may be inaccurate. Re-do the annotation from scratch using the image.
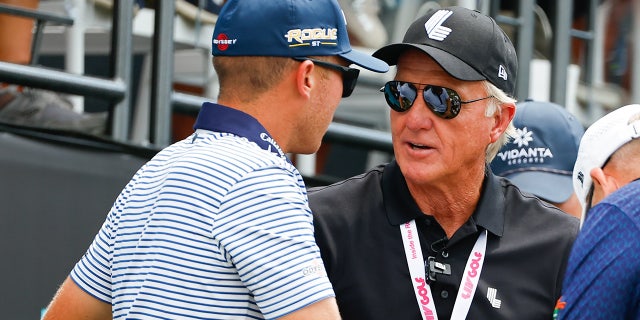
[309,6,579,320]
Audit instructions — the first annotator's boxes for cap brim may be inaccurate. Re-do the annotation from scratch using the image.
[341,49,389,73]
[506,171,574,204]
[372,43,484,81]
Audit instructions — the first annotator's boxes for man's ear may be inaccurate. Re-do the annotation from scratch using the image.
[590,167,621,203]
[295,60,315,99]
[490,102,515,142]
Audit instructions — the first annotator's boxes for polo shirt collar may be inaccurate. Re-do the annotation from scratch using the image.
[193,102,287,160]
[382,161,505,237]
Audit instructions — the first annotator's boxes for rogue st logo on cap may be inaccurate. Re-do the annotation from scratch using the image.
[425,10,453,41]
[284,28,338,48]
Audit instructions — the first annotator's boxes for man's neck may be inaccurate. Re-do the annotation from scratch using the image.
[407,171,484,238]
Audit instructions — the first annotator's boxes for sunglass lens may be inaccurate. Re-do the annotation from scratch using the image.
[342,69,360,97]
[383,81,417,112]
[382,82,464,119]
[423,86,460,119]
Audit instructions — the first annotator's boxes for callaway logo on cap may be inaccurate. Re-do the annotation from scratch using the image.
[373,6,518,96]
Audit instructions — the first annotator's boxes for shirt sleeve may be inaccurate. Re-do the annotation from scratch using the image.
[69,170,141,303]
[214,165,335,319]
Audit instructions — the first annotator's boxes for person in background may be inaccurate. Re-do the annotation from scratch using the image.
[41,0,388,319]
[337,0,388,49]
[491,99,585,218]
[0,0,107,134]
[308,6,579,320]
[556,104,640,319]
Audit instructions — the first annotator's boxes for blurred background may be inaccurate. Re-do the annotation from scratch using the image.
[0,0,636,318]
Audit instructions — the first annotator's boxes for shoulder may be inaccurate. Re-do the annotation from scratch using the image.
[308,165,384,202]
[498,176,580,237]
[142,132,301,203]
[581,182,640,236]
[308,165,385,224]
[599,180,640,221]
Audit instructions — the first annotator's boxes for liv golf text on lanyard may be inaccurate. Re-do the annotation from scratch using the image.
[400,220,488,320]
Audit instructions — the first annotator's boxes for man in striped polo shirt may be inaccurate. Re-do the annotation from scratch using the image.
[42,0,388,319]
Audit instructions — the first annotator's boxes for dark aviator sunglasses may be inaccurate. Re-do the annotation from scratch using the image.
[380,81,493,119]
[293,57,360,98]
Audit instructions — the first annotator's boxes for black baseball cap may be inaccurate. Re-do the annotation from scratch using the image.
[373,6,517,96]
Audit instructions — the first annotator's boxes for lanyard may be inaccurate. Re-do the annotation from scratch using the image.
[400,220,488,320]
[193,102,287,160]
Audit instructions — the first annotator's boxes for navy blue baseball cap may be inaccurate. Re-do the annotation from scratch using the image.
[211,0,389,73]
[491,100,585,203]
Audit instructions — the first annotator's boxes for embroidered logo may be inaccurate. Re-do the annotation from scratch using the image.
[213,33,237,51]
[424,10,453,41]
[512,127,534,147]
[553,297,566,319]
[284,28,338,48]
[487,287,502,308]
[577,171,584,186]
[301,259,327,277]
[498,65,508,80]
[495,126,554,165]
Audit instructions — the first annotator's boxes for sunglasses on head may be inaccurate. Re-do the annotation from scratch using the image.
[293,57,360,97]
[380,81,493,119]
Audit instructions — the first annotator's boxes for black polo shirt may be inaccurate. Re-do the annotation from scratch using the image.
[309,161,579,320]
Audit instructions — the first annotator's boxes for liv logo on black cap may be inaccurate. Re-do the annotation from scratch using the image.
[425,10,453,41]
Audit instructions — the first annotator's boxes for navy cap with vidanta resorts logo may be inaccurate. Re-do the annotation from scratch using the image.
[372,6,517,96]
[491,100,585,203]
[210,0,389,73]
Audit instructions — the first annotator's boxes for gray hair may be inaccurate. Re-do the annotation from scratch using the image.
[482,81,517,163]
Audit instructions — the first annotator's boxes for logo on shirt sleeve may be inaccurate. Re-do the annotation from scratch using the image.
[301,259,327,277]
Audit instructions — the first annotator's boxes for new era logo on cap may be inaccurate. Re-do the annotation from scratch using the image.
[425,10,453,41]
[498,65,508,80]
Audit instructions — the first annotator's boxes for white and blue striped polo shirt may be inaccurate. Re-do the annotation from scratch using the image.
[70,104,335,319]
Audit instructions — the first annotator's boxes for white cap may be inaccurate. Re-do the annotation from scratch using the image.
[573,104,640,223]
